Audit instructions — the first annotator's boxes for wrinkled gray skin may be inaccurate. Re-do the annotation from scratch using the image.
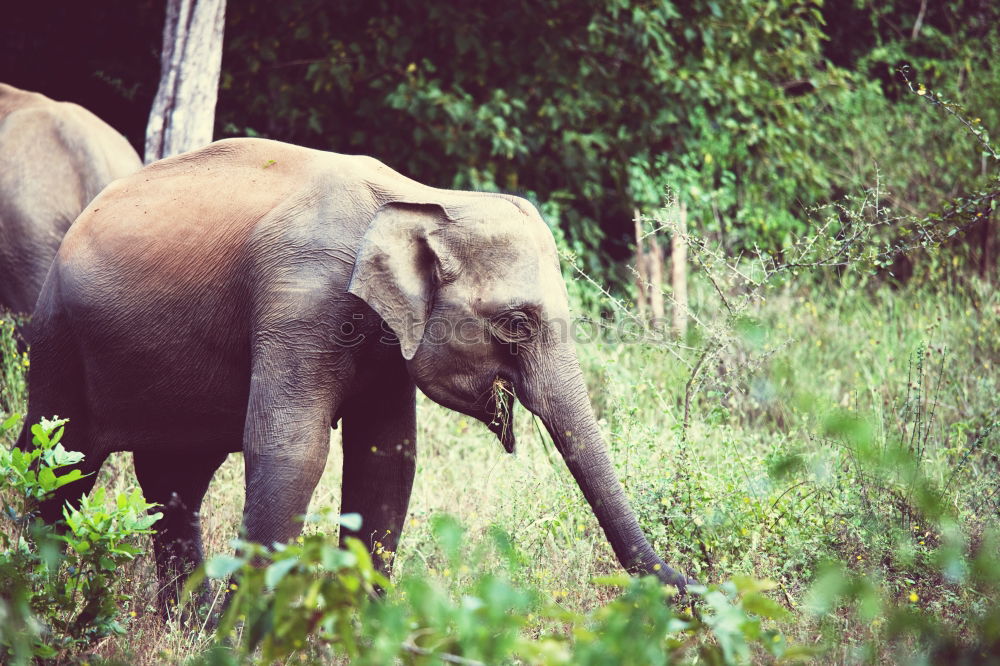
[0,83,142,318]
[20,138,691,607]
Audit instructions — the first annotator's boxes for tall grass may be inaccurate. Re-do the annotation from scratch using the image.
[1,263,997,662]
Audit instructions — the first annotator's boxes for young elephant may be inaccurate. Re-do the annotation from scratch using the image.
[0,83,142,318]
[20,138,691,604]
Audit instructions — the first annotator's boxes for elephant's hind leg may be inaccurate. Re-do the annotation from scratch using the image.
[134,448,229,614]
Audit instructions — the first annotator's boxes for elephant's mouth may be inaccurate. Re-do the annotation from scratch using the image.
[486,376,517,454]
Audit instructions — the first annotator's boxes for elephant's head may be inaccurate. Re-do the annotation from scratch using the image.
[348,197,691,592]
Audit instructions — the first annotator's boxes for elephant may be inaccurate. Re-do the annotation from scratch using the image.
[19,137,691,607]
[0,83,142,320]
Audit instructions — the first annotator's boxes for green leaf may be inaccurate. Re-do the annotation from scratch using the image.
[1,412,18,431]
[321,544,356,570]
[339,512,362,531]
[591,573,632,587]
[741,592,792,621]
[38,466,57,493]
[206,554,247,579]
[53,469,84,490]
[265,558,298,588]
[731,575,778,595]
[31,423,51,447]
[132,512,163,530]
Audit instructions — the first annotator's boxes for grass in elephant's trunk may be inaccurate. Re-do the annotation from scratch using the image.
[488,376,517,454]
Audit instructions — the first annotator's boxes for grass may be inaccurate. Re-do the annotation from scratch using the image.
[1,267,998,663]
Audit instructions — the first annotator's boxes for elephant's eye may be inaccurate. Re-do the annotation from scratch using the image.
[489,310,538,344]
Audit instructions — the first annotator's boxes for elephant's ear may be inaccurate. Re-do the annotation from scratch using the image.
[348,202,451,360]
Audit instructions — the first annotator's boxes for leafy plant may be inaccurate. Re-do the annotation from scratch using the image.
[804,526,1000,663]
[188,512,800,665]
[0,415,161,663]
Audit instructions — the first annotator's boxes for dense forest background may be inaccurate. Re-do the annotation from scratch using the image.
[2,0,996,279]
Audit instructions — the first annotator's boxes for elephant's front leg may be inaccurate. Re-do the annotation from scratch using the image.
[339,381,417,575]
[242,374,337,549]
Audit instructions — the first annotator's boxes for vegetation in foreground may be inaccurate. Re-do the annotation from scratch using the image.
[1,244,997,663]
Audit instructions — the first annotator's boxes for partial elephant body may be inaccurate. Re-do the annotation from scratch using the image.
[22,137,690,607]
[0,83,142,316]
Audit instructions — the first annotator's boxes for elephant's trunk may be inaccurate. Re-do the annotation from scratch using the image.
[519,346,692,592]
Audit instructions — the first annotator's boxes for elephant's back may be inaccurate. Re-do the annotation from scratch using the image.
[52,101,142,192]
[0,87,95,311]
[0,85,141,201]
[0,83,50,119]
[59,139,315,272]
[47,136,407,331]
[0,93,90,221]
[48,139,330,341]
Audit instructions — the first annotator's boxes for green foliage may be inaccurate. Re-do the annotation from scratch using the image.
[0,317,26,418]
[2,1,997,285]
[215,0,1000,274]
[219,0,841,269]
[0,416,161,664]
[805,538,1000,663]
[626,0,836,248]
[188,512,794,665]
[802,396,1000,662]
[561,179,998,658]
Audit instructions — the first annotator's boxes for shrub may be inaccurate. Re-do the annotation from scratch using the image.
[185,512,802,665]
[0,415,161,664]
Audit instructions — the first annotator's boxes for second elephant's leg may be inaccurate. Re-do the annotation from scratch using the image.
[339,382,417,573]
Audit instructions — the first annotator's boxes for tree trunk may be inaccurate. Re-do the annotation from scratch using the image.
[634,210,648,319]
[671,201,688,338]
[647,228,665,329]
[980,214,994,284]
[145,0,227,164]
